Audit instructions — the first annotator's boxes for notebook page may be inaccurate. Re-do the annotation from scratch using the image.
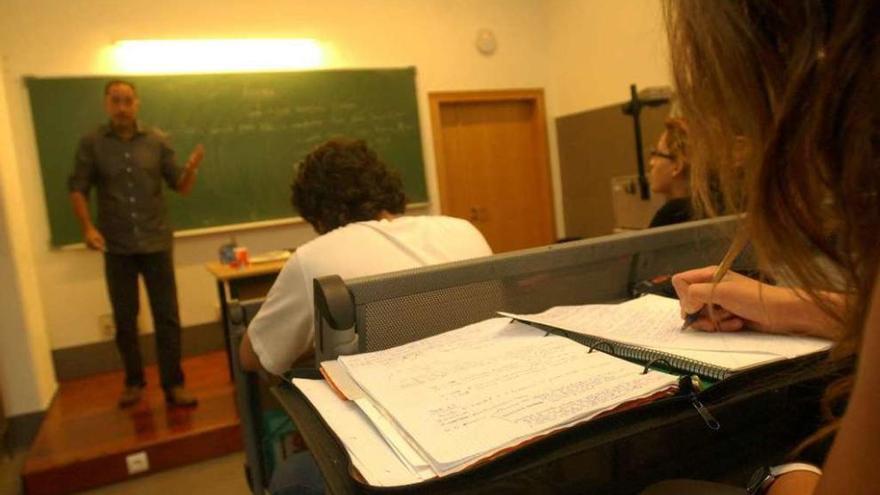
[666,349,778,371]
[620,295,831,357]
[502,295,831,360]
[338,319,677,473]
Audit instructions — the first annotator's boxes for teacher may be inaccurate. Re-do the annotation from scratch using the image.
[68,79,204,408]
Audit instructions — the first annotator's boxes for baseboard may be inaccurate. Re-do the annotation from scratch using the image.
[4,411,45,453]
[52,322,226,381]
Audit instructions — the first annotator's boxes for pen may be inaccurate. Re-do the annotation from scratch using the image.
[680,311,701,330]
[680,231,749,330]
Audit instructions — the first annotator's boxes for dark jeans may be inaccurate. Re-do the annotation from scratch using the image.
[104,250,184,390]
[269,451,325,495]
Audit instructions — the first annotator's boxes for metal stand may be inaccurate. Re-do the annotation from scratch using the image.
[621,83,672,200]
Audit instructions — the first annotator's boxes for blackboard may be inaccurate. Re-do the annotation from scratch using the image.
[27,68,427,247]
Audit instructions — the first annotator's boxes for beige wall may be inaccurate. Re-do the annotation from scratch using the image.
[544,0,670,236]
[0,0,555,353]
[0,0,669,414]
[546,0,670,116]
[0,57,58,416]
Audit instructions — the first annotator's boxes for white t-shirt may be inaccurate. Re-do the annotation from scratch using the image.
[247,215,493,375]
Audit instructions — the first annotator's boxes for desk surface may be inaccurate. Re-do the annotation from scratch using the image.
[205,259,288,282]
[274,357,837,495]
[272,377,359,495]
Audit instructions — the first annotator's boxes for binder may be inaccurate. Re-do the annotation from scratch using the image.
[525,324,761,381]
[284,349,845,494]
[501,294,832,382]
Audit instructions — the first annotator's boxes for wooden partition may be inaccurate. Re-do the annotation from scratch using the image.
[0,386,6,446]
[556,102,668,239]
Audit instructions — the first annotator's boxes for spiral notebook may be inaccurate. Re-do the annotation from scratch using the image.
[500,294,833,381]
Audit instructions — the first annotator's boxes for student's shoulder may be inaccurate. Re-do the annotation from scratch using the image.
[294,224,368,255]
[271,249,309,286]
[421,215,486,236]
[650,199,692,227]
[386,214,474,230]
[429,215,477,228]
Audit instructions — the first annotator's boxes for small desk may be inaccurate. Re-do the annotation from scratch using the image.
[206,260,287,380]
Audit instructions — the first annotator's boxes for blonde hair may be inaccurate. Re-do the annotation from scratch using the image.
[662,117,689,169]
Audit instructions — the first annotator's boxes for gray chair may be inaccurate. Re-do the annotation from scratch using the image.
[227,298,269,495]
[314,216,746,362]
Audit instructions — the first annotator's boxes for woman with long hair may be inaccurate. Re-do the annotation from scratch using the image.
[652,1,878,494]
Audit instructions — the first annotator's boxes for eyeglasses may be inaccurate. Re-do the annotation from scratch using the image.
[649,148,676,161]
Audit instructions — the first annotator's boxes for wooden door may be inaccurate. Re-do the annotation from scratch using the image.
[430,90,555,253]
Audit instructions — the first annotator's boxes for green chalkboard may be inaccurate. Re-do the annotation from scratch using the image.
[27,68,426,247]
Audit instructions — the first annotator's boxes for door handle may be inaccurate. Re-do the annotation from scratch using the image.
[469,206,489,222]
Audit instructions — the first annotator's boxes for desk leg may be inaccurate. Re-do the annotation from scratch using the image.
[218,280,235,382]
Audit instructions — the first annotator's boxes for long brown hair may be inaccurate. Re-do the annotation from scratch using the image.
[664,0,878,440]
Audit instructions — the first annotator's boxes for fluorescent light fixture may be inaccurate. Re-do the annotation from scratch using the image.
[112,39,324,73]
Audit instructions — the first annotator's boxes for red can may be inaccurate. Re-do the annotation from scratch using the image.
[232,246,250,268]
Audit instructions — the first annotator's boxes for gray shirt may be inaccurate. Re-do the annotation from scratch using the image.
[68,122,184,254]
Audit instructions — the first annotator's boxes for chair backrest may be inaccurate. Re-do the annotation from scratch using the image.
[229,298,266,332]
[227,297,269,494]
[314,216,748,362]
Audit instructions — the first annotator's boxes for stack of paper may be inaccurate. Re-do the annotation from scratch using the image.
[294,295,833,487]
[295,317,679,486]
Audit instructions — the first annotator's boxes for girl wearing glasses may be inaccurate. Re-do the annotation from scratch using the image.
[648,117,692,228]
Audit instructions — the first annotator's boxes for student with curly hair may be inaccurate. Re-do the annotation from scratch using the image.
[240,139,492,375]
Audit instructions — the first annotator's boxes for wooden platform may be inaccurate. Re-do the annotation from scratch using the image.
[22,351,243,495]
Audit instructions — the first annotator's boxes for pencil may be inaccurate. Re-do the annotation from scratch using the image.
[680,231,749,330]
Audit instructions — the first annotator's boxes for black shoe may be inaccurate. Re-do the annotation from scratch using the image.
[118,386,144,408]
[165,386,198,408]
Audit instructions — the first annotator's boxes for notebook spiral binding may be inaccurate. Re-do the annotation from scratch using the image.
[559,329,729,381]
[642,358,672,374]
[588,340,616,354]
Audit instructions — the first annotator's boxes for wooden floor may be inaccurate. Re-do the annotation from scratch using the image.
[22,351,243,495]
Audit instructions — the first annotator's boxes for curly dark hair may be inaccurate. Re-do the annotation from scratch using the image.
[291,139,407,234]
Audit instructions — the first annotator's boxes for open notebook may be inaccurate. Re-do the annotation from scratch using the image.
[294,295,832,486]
[500,294,832,380]
[298,317,680,486]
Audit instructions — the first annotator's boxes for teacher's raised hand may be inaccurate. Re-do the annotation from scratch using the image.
[186,143,205,171]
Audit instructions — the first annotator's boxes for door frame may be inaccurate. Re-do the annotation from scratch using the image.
[428,89,554,224]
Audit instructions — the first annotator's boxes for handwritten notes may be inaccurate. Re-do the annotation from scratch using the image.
[502,295,831,363]
[336,318,678,474]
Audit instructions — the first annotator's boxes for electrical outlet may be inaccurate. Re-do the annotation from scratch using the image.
[125,451,150,475]
[99,313,115,337]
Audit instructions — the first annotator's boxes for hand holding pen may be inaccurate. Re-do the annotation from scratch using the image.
[672,233,749,332]
[672,263,844,338]
[672,266,755,332]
